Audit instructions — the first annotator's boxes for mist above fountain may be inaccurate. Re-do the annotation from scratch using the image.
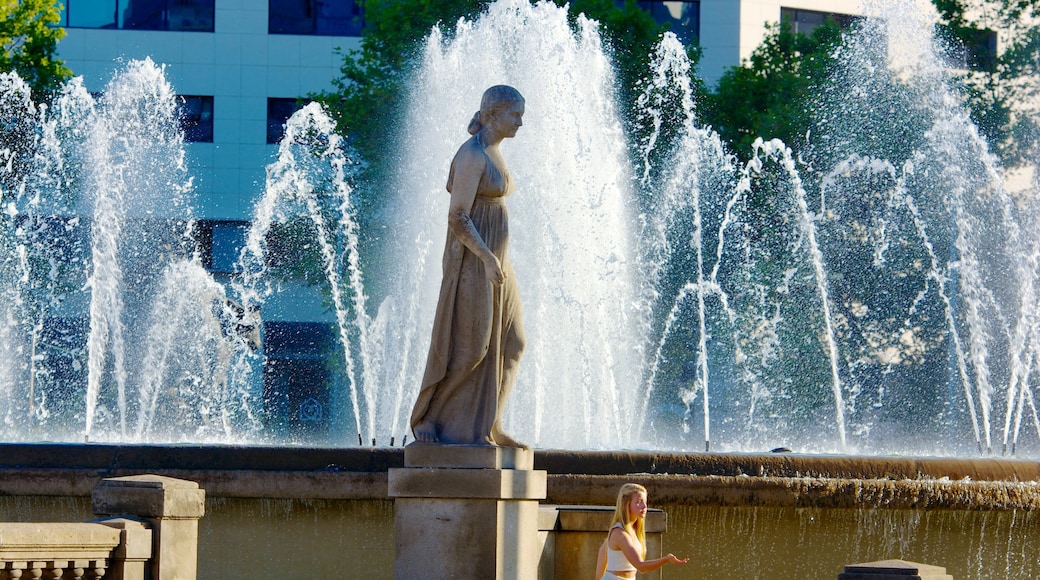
[0,0,1037,456]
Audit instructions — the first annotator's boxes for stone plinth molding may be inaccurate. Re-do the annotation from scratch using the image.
[390,445,547,580]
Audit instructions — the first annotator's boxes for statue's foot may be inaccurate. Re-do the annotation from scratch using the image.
[413,421,439,443]
[492,428,529,449]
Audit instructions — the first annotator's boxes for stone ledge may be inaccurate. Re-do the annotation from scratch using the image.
[389,467,547,500]
[93,475,205,519]
[0,468,388,500]
[545,473,1040,510]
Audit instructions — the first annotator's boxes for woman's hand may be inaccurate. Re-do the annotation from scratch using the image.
[666,554,689,565]
[483,253,505,285]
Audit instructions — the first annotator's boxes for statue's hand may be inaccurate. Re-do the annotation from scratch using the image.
[484,254,505,285]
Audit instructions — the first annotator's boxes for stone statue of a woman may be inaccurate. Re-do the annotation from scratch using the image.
[410,85,527,448]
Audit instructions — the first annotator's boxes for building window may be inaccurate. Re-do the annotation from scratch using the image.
[269,0,364,36]
[941,27,998,72]
[780,8,860,37]
[194,220,249,273]
[59,0,215,32]
[263,321,336,443]
[639,1,699,45]
[178,95,214,143]
[267,97,309,144]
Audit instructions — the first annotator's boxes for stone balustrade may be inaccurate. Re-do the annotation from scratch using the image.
[0,518,150,580]
[0,475,203,580]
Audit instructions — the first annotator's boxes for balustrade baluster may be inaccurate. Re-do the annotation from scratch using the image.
[42,562,63,580]
[2,562,25,579]
[85,563,105,580]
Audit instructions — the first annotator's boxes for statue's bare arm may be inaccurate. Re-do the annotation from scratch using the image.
[447,147,505,285]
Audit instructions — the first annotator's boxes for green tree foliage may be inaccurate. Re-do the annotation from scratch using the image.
[933,0,1040,168]
[0,0,71,100]
[317,0,485,170]
[700,19,844,161]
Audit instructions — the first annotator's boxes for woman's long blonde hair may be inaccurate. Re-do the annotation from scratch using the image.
[609,482,647,558]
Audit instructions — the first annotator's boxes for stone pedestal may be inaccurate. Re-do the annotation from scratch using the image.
[839,560,953,579]
[389,444,546,580]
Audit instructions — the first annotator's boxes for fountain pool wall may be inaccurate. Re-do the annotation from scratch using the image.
[1,444,1039,579]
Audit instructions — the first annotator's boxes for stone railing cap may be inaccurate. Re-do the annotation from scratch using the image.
[96,475,200,489]
[844,560,948,573]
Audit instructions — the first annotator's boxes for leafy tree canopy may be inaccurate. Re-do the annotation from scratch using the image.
[0,0,71,100]
[933,0,1040,168]
[699,19,844,162]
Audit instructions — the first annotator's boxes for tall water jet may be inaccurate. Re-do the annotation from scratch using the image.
[232,101,378,445]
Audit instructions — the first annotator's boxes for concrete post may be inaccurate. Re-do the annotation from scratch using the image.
[95,518,152,580]
[389,445,547,580]
[92,475,205,580]
[839,560,953,579]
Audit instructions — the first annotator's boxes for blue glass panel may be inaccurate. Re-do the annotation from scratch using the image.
[270,0,362,36]
[639,1,699,45]
[66,0,119,29]
[210,222,248,273]
[179,95,214,143]
[165,0,215,32]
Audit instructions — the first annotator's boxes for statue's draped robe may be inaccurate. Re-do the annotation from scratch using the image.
[410,139,526,445]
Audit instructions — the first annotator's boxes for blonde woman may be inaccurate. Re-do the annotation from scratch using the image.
[596,483,688,579]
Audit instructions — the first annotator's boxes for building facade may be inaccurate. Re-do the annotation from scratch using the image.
[54,0,867,224]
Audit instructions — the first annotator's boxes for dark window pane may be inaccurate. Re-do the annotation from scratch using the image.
[781,8,860,37]
[269,0,363,36]
[314,0,363,35]
[122,0,165,29]
[267,97,309,144]
[639,1,699,45]
[166,0,215,31]
[210,221,248,273]
[270,0,315,34]
[66,0,119,28]
[263,322,336,442]
[179,95,214,143]
[63,0,214,31]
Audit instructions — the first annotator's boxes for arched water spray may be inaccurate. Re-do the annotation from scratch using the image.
[233,102,380,443]
[135,259,262,442]
[82,59,195,440]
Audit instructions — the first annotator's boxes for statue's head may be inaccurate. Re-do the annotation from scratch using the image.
[468,85,525,135]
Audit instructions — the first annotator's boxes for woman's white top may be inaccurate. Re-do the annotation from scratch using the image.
[606,523,638,572]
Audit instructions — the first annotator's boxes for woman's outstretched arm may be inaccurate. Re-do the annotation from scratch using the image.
[612,528,689,574]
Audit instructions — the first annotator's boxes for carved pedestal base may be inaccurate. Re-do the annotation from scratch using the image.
[389,445,547,580]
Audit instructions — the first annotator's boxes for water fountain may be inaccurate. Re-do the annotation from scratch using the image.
[0,0,1035,577]
[0,0,1038,457]
[2,1,1040,577]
